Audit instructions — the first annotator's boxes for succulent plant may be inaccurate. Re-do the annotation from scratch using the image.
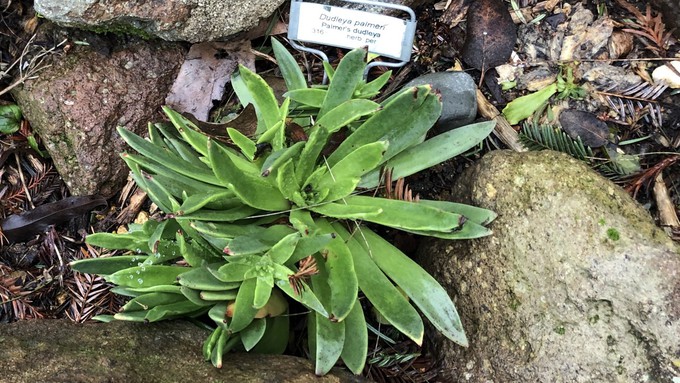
[71,38,497,375]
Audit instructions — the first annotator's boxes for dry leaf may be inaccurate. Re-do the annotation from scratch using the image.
[0,195,107,244]
[182,104,258,140]
[165,41,255,121]
[558,109,609,147]
[441,0,468,28]
[461,0,516,75]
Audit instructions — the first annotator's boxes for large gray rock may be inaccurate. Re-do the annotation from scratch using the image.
[0,320,366,383]
[404,71,477,132]
[417,150,680,382]
[34,0,286,42]
[12,36,185,196]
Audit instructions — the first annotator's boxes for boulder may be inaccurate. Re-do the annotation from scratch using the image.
[33,0,286,43]
[417,150,680,382]
[0,319,366,383]
[12,36,185,196]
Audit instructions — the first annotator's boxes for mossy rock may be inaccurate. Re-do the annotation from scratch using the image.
[417,150,680,382]
[0,320,367,383]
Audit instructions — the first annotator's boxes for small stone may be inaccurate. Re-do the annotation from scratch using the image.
[652,61,680,89]
[403,71,477,133]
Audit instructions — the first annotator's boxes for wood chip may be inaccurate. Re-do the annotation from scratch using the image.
[653,172,680,229]
[476,89,526,152]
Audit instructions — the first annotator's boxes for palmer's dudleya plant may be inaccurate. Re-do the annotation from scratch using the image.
[70,38,497,375]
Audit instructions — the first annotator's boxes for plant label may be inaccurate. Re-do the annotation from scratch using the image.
[288,1,416,61]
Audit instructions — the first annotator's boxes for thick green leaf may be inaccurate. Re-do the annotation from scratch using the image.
[209,139,289,211]
[260,141,305,177]
[176,192,240,215]
[122,153,224,196]
[203,327,223,360]
[296,99,380,182]
[341,196,463,232]
[311,311,345,375]
[318,47,367,118]
[253,277,273,309]
[85,231,150,254]
[115,285,182,294]
[310,141,387,202]
[340,299,368,374]
[240,318,267,351]
[315,219,357,321]
[250,315,289,354]
[226,225,296,256]
[326,85,441,167]
[227,127,256,161]
[175,205,259,222]
[416,200,497,226]
[276,159,305,206]
[309,202,381,220]
[275,279,328,317]
[144,300,206,322]
[191,221,265,239]
[210,329,228,368]
[400,220,493,239]
[164,136,207,168]
[359,228,467,346]
[230,278,259,332]
[502,83,557,125]
[121,292,185,312]
[267,232,301,264]
[284,88,326,108]
[118,127,221,186]
[215,262,252,282]
[0,104,22,134]
[70,255,149,275]
[168,116,210,156]
[209,301,230,327]
[113,310,148,322]
[174,219,224,259]
[236,64,281,133]
[355,70,391,98]
[179,286,214,306]
[288,233,334,264]
[322,61,335,81]
[332,223,423,345]
[177,266,240,291]
[107,265,185,288]
[199,290,238,301]
[272,37,307,91]
[359,121,496,188]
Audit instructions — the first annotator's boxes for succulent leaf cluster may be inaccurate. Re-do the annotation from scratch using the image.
[71,39,497,375]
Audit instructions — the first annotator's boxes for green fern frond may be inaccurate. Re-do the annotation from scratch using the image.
[519,121,595,161]
[519,122,637,177]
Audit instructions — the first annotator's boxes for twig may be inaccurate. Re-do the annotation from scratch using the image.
[0,35,67,98]
[14,152,34,209]
[476,89,526,152]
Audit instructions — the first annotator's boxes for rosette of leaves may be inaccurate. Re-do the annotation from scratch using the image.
[71,39,497,375]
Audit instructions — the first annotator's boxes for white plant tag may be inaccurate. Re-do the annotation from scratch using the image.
[289,2,415,61]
